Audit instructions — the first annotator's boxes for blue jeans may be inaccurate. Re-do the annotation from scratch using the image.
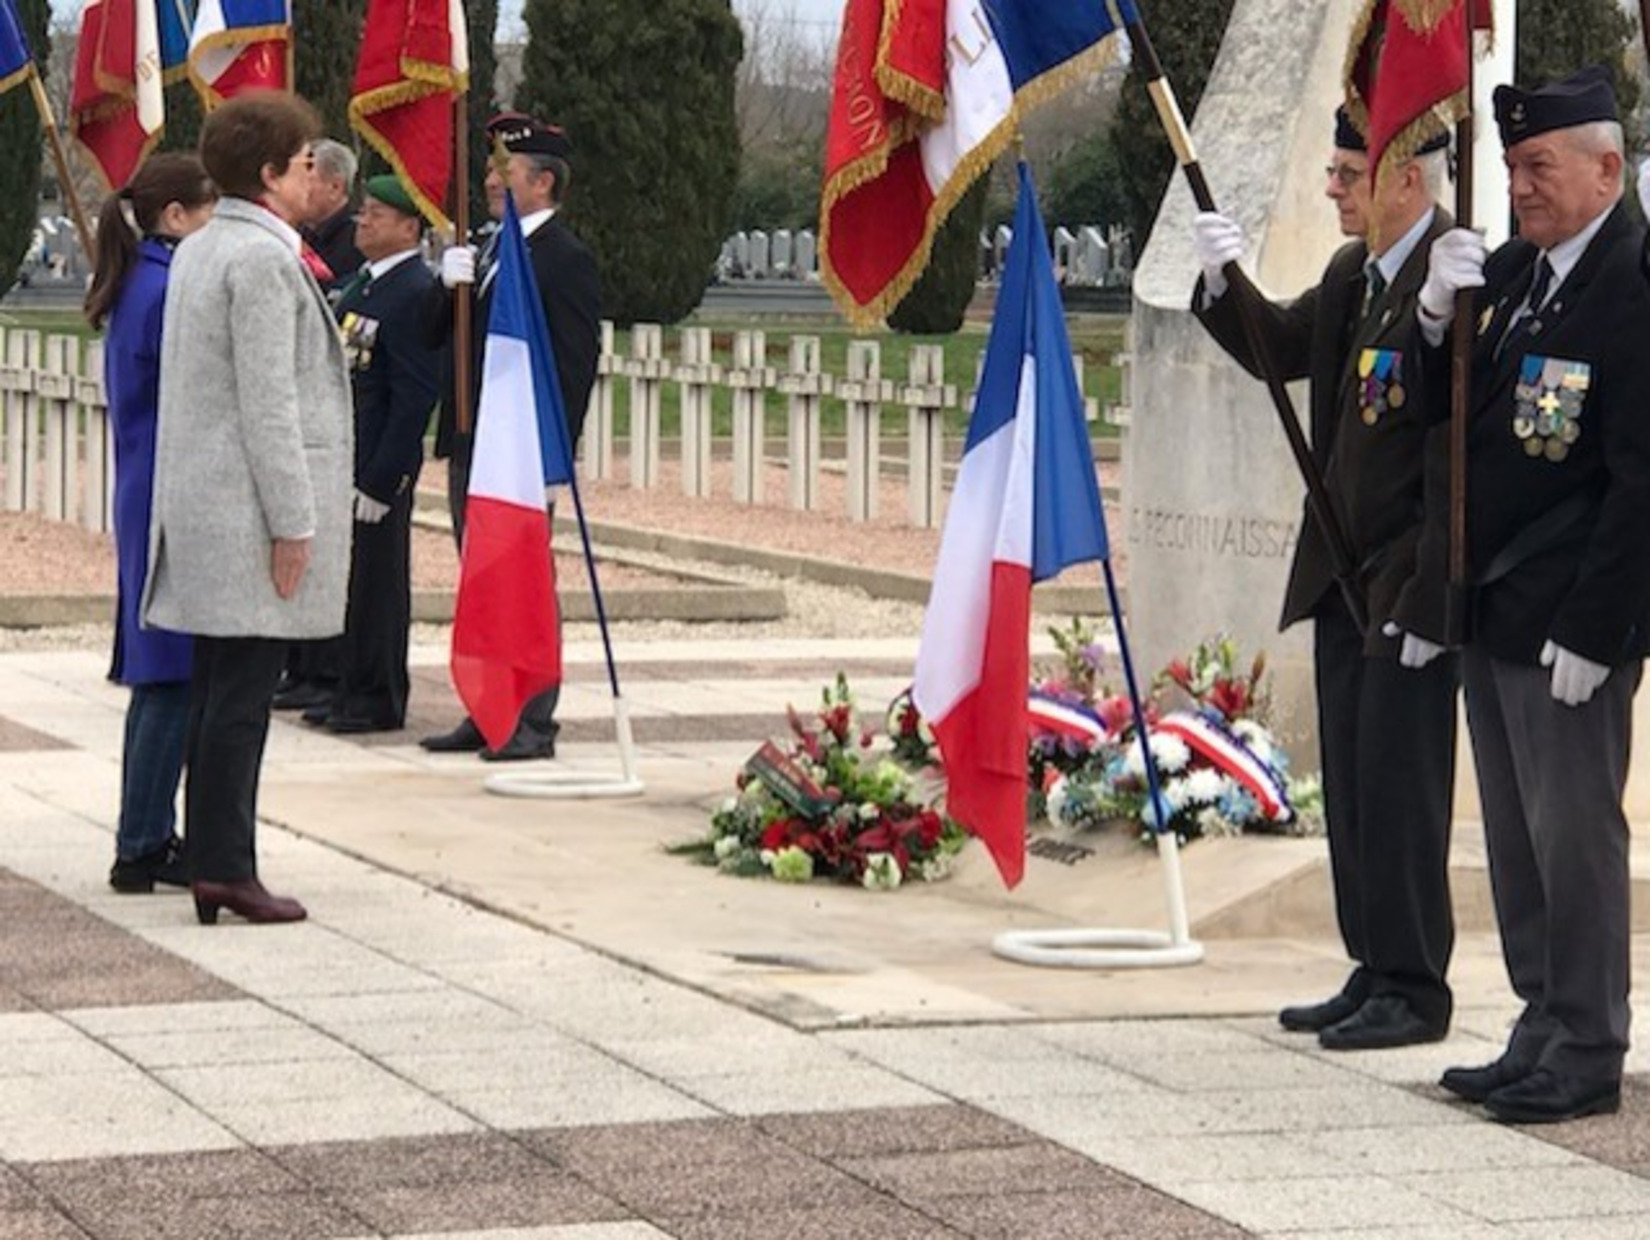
[117,682,190,861]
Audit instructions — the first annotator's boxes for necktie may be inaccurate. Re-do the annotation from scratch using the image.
[339,265,373,304]
[1363,261,1387,318]
[1497,255,1554,358]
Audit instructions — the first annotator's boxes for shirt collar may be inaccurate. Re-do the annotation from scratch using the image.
[1539,202,1615,298]
[1371,207,1436,287]
[518,207,556,237]
[366,249,421,281]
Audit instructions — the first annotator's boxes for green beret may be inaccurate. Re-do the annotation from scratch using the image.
[364,174,419,218]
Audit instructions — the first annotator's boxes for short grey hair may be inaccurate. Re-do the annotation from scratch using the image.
[522,152,570,205]
[1564,120,1626,158]
[1415,149,1450,201]
[311,138,358,189]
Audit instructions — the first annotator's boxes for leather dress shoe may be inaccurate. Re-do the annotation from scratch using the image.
[1485,1068,1620,1124]
[1318,995,1447,1051]
[420,717,486,753]
[326,713,402,735]
[272,682,333,711]
[109,837,188,893]
[1279,991,1363,1033]
[191,878,307,925]
[479,726,555,762]
[1440,1053,1535,1103]
[301,703,332,726]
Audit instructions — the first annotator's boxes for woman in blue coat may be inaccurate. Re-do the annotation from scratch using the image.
[85,154,217,893]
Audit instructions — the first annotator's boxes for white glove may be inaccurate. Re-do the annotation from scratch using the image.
[1382,621,1446,670]
[1191,211,1244,300]
[353,490,390,524]
[1638,158,1650,220]
[1541,640,1610,707]
[1418,227,1488,328]
[440,245,476,289]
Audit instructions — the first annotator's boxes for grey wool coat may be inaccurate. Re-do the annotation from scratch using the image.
[143,198,353,639]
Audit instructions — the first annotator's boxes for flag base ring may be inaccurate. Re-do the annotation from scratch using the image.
[991,928,1204,970]
[483,771,646,799]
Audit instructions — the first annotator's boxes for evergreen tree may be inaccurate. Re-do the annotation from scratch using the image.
[462,0,500,227]
[1109,0,1235,253]
[294,0,368,144]
[0,0,48,300]
[1044,132,1128,233]
[888,175,989,335]
[517,0,743,324]
[1517,0,1641,133]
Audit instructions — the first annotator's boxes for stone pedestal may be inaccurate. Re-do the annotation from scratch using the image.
[1122,0,1358,763]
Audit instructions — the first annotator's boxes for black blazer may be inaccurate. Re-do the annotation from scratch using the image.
[1393,202,1650,665]
[430,216,602,461]
[1194,209,1452,648]
[336,255,441,503]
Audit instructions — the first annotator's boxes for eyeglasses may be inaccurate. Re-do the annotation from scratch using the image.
[1324,163,1368,188]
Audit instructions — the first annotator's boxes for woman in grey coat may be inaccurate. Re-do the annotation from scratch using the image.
[144,93,352,925]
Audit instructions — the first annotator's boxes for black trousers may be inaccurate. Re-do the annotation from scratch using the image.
[447,448,557,734]
[333,491,413,726]
[184,636,288,883]
[1314,599,1459,1025]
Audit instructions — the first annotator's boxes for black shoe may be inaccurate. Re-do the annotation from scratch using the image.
[326,713,401,735]
[479,726,556,762]
[1485,1068,1620,1124]
[1318,995,1447,1051]
[420,718,487,753]
[273,682,333,711]
[109,838,188,893]
[301,703,332,726]
[1280,991,1363,1033]
[1440,1053,1536,1103]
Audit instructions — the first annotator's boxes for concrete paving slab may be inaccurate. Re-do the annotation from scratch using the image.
[1407,1164,1650,1223]
[1170,1173,1484,1232]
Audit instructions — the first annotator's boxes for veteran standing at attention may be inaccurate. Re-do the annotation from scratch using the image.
[1389,66,1650,1124]
[1190,109,1459,1051]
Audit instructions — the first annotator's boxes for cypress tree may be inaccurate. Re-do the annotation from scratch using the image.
[294,0,368,144]
[517,0,744,324]
[0,0,48,300]
[887,175,989,335]
[462,0,500,227]
[1517,0,1641,130]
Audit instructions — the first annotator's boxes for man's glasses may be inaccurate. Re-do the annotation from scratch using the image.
[1324,163,1367,188]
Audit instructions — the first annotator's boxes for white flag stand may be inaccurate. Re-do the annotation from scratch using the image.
[992,829,1204,968]
[484,691,645,800]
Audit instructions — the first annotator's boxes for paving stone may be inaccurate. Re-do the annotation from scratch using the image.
[677,1065,943,1115]
[270,1133,552,1190]
[1170,1174,1484,1232]
[61,1191,363,1240]
[0,1207,86,1239]
[338,1178,631,1235]
[922,1187,1250,1239]
[1406,1164,1650,1222]
[757,1105,1029,1158]
[1304,1122,1587,1175]
[1524,1076,1650,1173]
[837,1142,1120,1201]
[659,1201,966,1240]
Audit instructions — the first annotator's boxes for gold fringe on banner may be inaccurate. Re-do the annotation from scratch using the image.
[874,0,946,123]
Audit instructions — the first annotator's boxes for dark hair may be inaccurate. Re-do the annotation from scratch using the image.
[199,91,322,200]
[84,153,215,330]
[523,153,571,206]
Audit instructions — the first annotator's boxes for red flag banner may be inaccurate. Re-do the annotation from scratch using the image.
[70,0,163,189]
[1344,0,1494,189]
[349,0,469,232]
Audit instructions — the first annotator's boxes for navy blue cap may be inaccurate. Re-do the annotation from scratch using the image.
[1494,66,1617,147]
[486,111,574,160]
[1336,106,1450,157]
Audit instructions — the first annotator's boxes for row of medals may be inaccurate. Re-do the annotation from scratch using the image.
[1513,357,1586,463]
[1359,349,1403,426]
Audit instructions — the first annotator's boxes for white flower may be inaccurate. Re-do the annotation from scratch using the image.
[917,717,935,743]
[862,853,903,890]
[719,795,739,815]
[914,853,954,882]
[1045,776,1069,824]
[859,802,882,821]
[1182,768,1228,806]
[1124,733,1190,778]
[758,849,776,866]
[713,836,742,860]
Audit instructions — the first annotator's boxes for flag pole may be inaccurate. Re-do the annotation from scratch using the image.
[28,74,92,258]
[1115,1,1370,637]
[453,93,475,436]
[1446,24,1478,644]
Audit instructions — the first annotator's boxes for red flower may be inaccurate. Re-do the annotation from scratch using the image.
[1165,659,1192,690]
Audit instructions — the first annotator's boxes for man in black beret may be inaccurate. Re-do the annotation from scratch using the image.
[1391,65,1650,1122]
[421,111,602,761]
[1189,108,1460,1051]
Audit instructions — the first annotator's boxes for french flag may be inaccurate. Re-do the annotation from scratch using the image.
[913,164,1109,888]
[69,0,164,189]
[189,0,289,105]
[449,195,570,750]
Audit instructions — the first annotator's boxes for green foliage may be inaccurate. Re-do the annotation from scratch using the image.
[159,80,204,154]
[294,0,368,145]
[887,174,989,336]
[517,0,743,324]
[1044,131,1128,232]
[1516,0,1641,137]
[1109,0,1235,252]
[0,0,48,300]
[462,0,501,226]
[729,146,821,232]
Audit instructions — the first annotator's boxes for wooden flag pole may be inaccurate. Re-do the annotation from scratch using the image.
[1118,2,1370,636]
[1446,30,1478,645]
[28,74,92,259]
[452,91,474,436]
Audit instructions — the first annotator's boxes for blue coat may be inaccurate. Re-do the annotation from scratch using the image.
[107,238,191,686]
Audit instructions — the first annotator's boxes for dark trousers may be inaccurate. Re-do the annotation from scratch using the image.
[283,635,343,691]
[1463,648,1638,1082]
[1314,600,1459,1025]
[117,681,191,861]
[333,491,413,726]
[183,636,287,883]
[448,449,558,734]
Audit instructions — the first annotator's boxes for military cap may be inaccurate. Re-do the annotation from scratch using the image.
[363,174,419,217]
[1494,66,1618,148]
[486,111,574,160]
[1335,105,1450,156]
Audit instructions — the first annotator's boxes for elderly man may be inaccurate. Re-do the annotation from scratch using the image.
[1190,110,1458,1050]
[1393,66,1650,1123]
[302,137,365,291]
[420,111,602,762]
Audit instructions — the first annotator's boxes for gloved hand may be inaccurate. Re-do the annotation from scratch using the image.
[1191,211,1244,300]
[1638,158,1650,220]
[353,490,390,524]
[1382,621,1446,670]
[1418,227,1488,327]
[440,244,476,289]
[1541,639,1610,707]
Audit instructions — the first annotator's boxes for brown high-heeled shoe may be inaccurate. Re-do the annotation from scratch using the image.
[192,878,307,925]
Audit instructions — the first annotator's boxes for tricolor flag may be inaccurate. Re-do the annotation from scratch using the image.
[0,0,35,96]
[189,0,291,106]
[158,0,197,83]
[449,193,571,750]
[70,0,164,189]
[1344,0,1493,188]
[821,0,1134,327]
[912,164,1110,888]
[350,0,469,231]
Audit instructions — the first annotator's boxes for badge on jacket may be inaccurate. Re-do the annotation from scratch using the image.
[1512,355,1589,462]
[340,312,381,372]
[1358,348,1404,426]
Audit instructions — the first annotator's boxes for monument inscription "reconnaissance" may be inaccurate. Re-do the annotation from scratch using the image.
[1128,507,1300,562]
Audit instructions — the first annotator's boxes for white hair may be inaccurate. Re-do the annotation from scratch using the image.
[311,138,358,188]
[1414,149,1450,201]
[1565,120,1626,158]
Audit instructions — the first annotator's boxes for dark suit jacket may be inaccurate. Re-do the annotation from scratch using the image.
[304,206,365,293]
[337,255,441,503]
[430,215,602,462]
[1392,202,1650,665]
[1194,209,1451,649]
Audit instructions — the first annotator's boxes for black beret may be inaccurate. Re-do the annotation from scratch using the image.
[486,111,574,160]
[1336,106,1449,157]
[1494,66,1617,148]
